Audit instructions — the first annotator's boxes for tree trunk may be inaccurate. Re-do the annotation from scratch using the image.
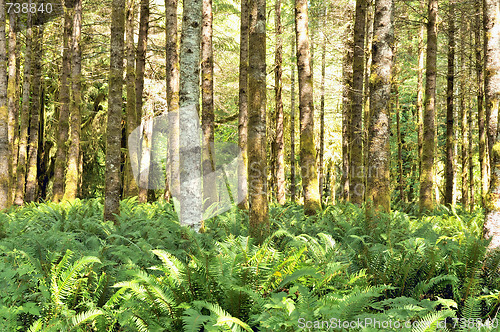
[237,0,249,209]
[202,0,216,209]
[396,83,404,204]
[53,3,73,202]
[14,13,31,206]
[137,0,149,202]
[342,14,354,202]
[248,0,269,242]
[363,0,373,193]
[445,1,455,207]
[64,0,82,200]
[417,0,425,189]
[165,0,179,201]
[420,0,438,213]
[477,0,488,207]
[483,0,500,249]
[123,0,137,199]
[7,12,18,205]
[25,25,43,203]
[365,0,393,214]
[318,6,327,205]
[459,13,468,210]
[274,0,285,205]
[179,0,202,230]
[349,0,366,204]
[0,0,8,210]
[104,0,125,223]
[290,35,296,203]
[296,0,321,214]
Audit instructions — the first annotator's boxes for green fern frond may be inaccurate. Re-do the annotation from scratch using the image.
[70,309,103,329]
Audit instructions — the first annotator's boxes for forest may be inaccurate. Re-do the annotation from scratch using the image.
[1,0,500,330]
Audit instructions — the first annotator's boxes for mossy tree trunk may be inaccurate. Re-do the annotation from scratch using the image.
[296,0,321,214]
[0,0,8,210]
[417,0,425,185]
[365,0,393,214]
[274,0,285,205]
[459,12,468,210]
[7,12,18,206]
[290,34,296,203]
[64,0,82,201]
[445,1,455,207]
[318,6,327,205]
[104,0,125,223]
[419,0,438,214]
[477,0,488,208]
[342,11,353,202]
[248,0,269,242]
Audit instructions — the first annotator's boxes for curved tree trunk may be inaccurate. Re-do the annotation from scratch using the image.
[296,0,321,214]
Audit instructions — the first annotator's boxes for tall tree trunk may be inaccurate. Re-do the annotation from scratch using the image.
[483,0,500,249]
[64,0,82,200]
[342,16,353,202]
[14,13,31,205]
[477,0,488,207]
[290,35,296,203]
[53,3,73,202]
[7,12,18,205]
[179,0,202,229]
[417,0,425,185]
[445,1,455,207]
[137,0,149,202]
[363,0,373,191]
[296,0,320,214]
[237,0,249,209]
[469,20,475,211]
[248,0,269,242]
[0,0,8,210]
[202,0,216,209]
[25,25,43,203]
[104,0,125,223]
[123,0,137,199]
[165,0,179,202]
[396,83,404,203]
[460,13,468,210]
[349,0,366,204]
[318,6,327,205]
[274,0,285,205]
[420,0,438,213]
[365,0,393,214]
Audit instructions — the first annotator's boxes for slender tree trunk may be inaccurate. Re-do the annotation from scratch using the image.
[274,0,285,205]
[290,35,296,203]
[318,6,327,205]
[420,0,438,213]
[202,0,216,209]
[137,0,149,202]
[365,0,393,214]
[14,13,31,205]
[396,83,404,203]
[104,0,125,223]
[342,16,353,202]
[296,0,321,214]
[123,0,137,199]
[445,1,455,207]
[469,20,475,211]
[477,0,488,207]
[483,0,500,249]
[237,0,249,209]
[7,12,18,205]
[53,3,73,202]
[64,0,82,200]
[363,0,374,191]
[0,0,8,209]
[349,0,366,204]
[417,0,425,187]
[248,0,269,242]
[459,13,468,210]
[25,25,43,203]
[179,0,202,229]
[165,0,179,202]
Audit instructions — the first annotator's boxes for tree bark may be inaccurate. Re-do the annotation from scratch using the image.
[7,12,18,205]
[420,0,438,213]
[64,0,82,200]
[237,0,249,209]
[290,35,296,203]
[445,1,455,207]
[342,14,354,202]
[477,0,488,208]
[365,0,393,214]
[274,0,285,205]
[417,0,425,189]
[14,13,31,206]
[25,25,42,203]
[179,0,202,230]
[104,0,125,223]
[53,2,73,202]
[318,6,327,205]
[296,0,321,214]
[0,0,8,210]
[202,0,216,209]
[248,0,269,242]
[459,12,468,210]
[349,0,366,204]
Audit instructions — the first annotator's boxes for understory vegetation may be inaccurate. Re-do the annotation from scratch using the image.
[1,200,499,331]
